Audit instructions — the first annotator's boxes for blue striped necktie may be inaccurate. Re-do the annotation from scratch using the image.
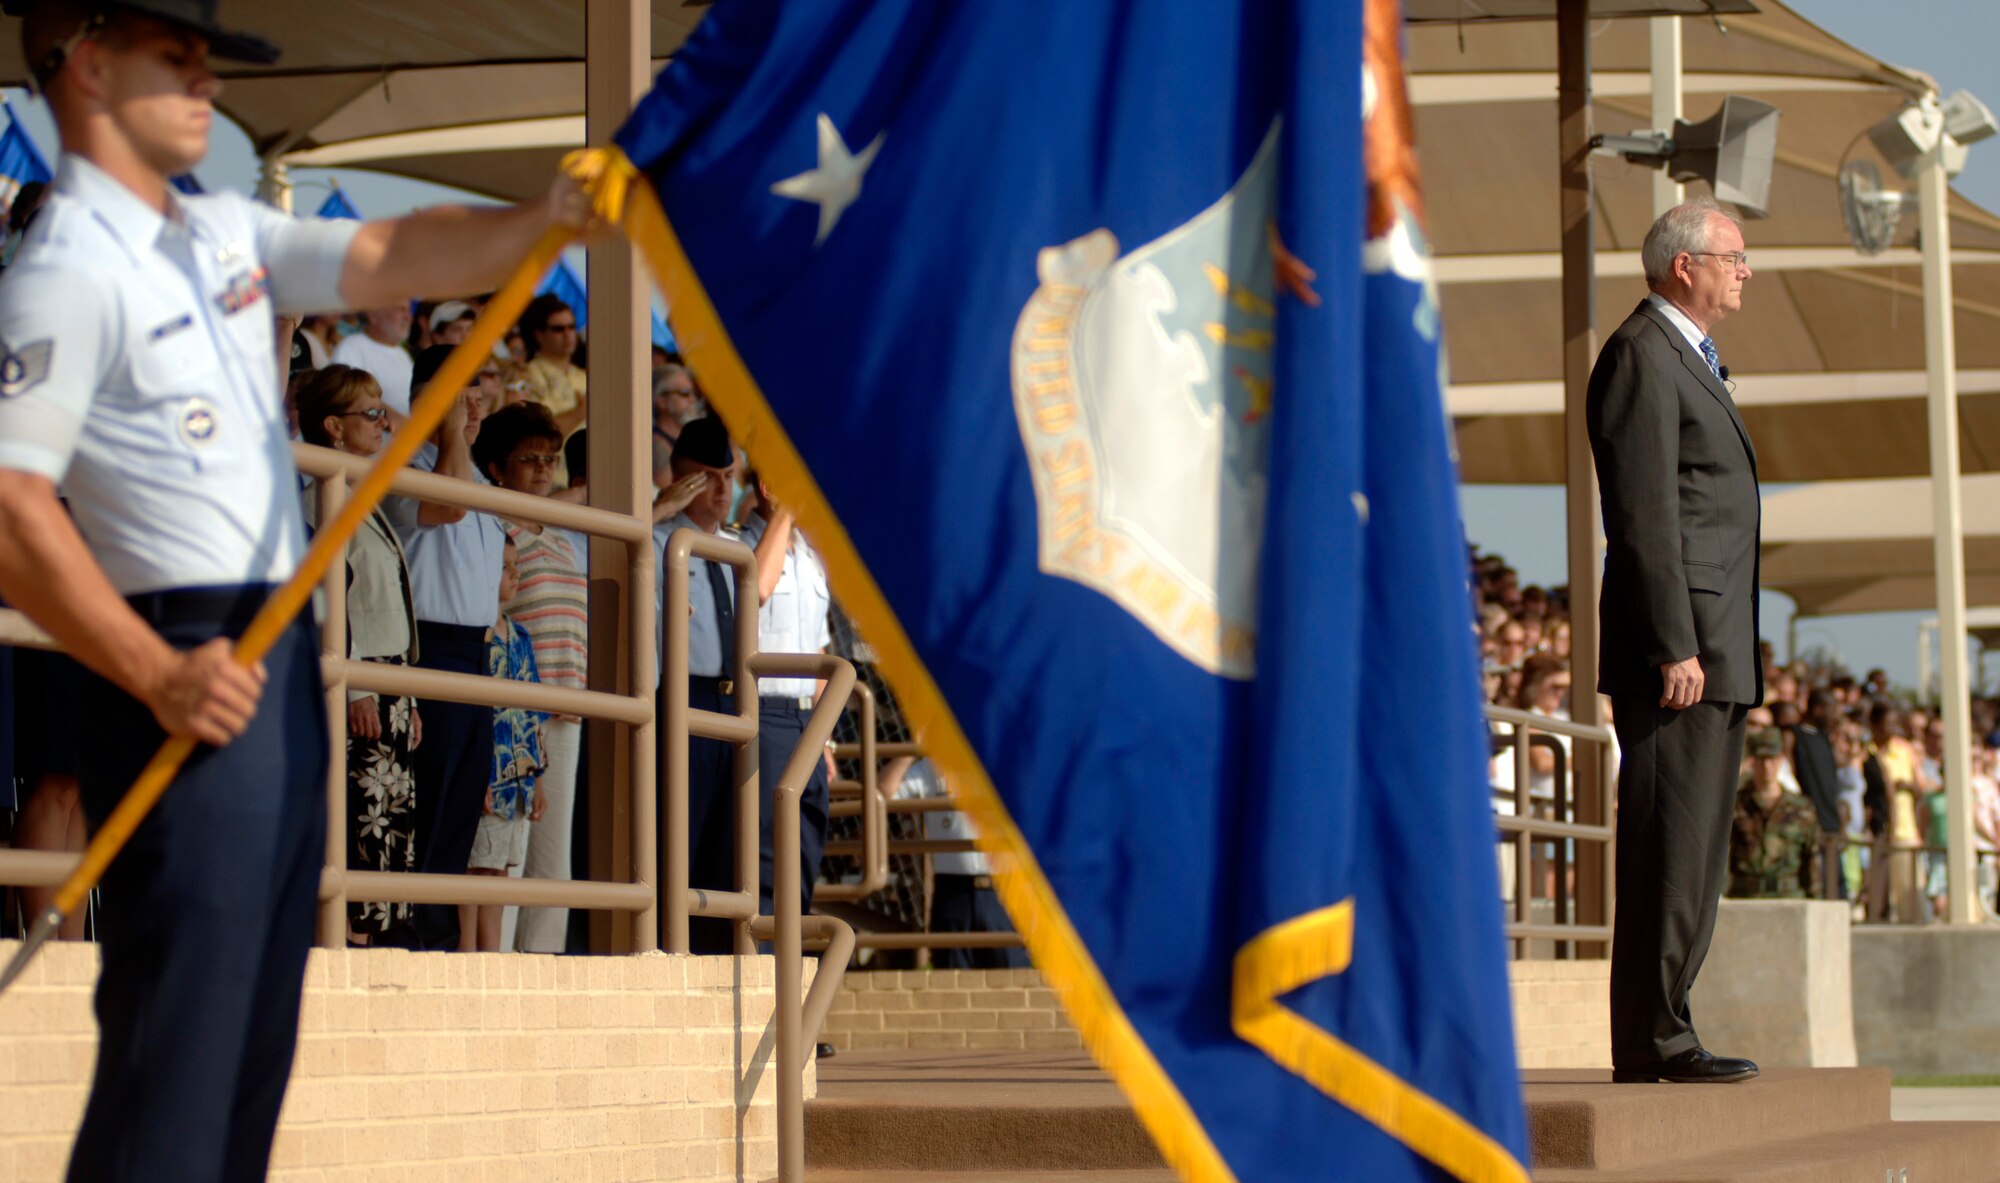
[1699,336,1722,380]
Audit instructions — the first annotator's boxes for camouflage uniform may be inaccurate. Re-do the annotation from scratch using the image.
[1729,785,1822,899]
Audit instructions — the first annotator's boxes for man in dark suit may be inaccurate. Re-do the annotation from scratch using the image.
[1588,198,1762,1084]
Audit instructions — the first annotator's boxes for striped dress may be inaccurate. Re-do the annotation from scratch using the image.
[504,524,588,690]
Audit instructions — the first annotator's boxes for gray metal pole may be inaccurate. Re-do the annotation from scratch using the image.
[1648,16,1685,218]
[1915,105,1981,925]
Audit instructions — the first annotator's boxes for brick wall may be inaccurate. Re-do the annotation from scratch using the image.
[822,962,1610,1068]
[820,968,1081,1053]
[1508,959,1611,1068]
[0,942,808,1183]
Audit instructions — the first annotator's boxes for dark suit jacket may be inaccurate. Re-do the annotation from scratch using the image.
[1588,299,1762,706]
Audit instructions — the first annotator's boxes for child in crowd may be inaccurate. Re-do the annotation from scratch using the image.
[461,538,548,952]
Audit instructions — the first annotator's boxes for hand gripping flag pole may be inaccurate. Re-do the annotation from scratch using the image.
[0,149,628,996]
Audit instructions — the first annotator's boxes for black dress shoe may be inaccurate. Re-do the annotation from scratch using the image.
[1611,1047,1758,1084]
[816,1042,837,1060]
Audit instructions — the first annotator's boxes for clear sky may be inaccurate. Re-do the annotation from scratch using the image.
[1461,0,2000,694]
[5,1,1994,691]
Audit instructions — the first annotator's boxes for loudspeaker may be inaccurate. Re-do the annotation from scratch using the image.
[1667,96,1781,218]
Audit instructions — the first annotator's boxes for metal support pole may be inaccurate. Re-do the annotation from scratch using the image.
[584,0,654,953]
[257,155,293,212]
[1917,120,1981,925]
[1559,0,1608,957]
[316,473,349,947]
[1648,16,1685,218]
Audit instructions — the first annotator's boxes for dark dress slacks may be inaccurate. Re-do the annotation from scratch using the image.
[1609,694,1748,1065]
[407,621,495,951]
[70,587,327,1183]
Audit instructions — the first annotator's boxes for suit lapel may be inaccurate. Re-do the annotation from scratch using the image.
[1635,301,1758,474]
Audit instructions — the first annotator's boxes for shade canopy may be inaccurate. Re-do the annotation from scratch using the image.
[0,4,704,164]
[1761,475,2000,616]
[1417,2,2000,484]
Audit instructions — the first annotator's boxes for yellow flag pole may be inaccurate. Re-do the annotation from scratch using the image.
[0,153,625,993]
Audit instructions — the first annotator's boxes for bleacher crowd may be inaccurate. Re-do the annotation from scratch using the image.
[1473,546,2000,922]
[0,286,1026,964]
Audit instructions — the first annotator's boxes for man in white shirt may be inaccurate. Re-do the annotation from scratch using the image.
[331,302,414,414]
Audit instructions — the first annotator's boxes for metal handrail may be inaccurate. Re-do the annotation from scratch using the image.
[303,450,661,939]
[816,682,885,902]
[1485,703,1616,959]
[659,528,855,1183]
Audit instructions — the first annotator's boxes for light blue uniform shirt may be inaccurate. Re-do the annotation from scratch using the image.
[0,156,359,593]
[383,442,507,628]
[733,514,832,699]
[654,513,736,680]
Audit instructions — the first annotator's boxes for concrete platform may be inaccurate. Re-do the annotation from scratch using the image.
[809,1051,2000,1183]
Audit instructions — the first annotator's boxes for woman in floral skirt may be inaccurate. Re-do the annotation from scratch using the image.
[298,364,424,944]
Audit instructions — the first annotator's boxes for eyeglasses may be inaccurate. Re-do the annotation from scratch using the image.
[513,452,562,467]
[337,407,388,422]
[543,321,578,333]
[1688,251,1750,270]
[475,370,502,383]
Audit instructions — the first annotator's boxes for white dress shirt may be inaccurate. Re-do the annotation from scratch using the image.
[734,514,832,699]
[0,156,358,594]
[383,441,507,628]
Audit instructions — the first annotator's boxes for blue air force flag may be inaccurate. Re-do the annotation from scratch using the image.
[616,2,1527,1179]
[0,98,50,213]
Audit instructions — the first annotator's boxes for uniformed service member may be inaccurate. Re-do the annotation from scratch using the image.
[653,416,740,952]
[736,474,834,923]
[1729,728,1822,900]
[0,3,589,1178]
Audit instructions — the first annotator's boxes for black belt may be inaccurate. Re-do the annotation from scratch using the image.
[125,583,278,630]
[936,873,995,890]
[416,621,489,645]
[689,673,736,696]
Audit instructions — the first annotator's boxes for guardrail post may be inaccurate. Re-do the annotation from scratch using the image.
[317,471,349,949]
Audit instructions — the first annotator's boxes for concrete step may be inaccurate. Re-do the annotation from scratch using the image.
[811,1052,1997,1183]
[807,1172,1177,1183]
[1533,1120,2000,1183]
[808,1050,1158,1172]
[1525,1068,1891,1169]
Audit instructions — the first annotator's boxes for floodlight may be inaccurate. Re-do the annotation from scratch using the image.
[1943,89,1999,146]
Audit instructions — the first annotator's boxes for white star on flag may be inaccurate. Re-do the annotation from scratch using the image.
[770,112,884,246]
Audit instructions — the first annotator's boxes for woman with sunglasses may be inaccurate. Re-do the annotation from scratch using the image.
[297,364,424,947]
[519,293,587,486]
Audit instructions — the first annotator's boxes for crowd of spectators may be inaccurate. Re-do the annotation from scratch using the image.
[1472,546,2000,923]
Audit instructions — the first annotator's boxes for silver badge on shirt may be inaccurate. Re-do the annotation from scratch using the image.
[179,398,219,448]
[0,336,52,398]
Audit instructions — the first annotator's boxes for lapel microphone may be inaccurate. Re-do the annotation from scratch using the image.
[1718,365,1729,382]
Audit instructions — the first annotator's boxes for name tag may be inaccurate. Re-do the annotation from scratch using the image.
[148,314,193,341]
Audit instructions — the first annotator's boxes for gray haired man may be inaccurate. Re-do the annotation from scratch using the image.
[1588,198,1762,1084]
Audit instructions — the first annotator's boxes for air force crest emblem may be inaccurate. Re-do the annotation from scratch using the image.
[1009,122,1280,680]
[0,335,52,399]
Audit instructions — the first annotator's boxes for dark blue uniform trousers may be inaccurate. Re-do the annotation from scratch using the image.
[408,622,495,951]
[70,587,327,1183]
[675,685,832,954]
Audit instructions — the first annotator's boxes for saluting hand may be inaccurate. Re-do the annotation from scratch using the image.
[147,639,267,747]
[654,471,709,520]
[1659,656,1704,711]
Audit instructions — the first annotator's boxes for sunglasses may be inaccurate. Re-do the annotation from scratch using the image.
[512,452,562,467]
[337,407,388,423]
